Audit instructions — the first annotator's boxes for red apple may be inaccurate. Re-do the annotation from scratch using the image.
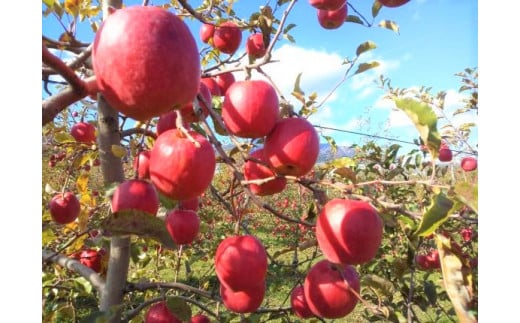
[304,260,360,319]
[178,197,200,212]
[219,281,265,313]
[438,144,453,162]
[213,21,242,55]
[199,23,215,44]
[71,122,96,144]
[79,249,102,273]
[415,254,430,270]
[246,33,266,58]
[133,150,151,180]
[179,81,213,123]
[93,6,200,121]
[111,179,160,216]
[264,117,320,177]
[461,157,477,172]
[191,314,211,323]
[243,148,287,196]
[290,285,314,319]
[222,80,279,138]
[165,209,200,245]
[144,301,182,323]
[317,3,347,30]
[214,235,268,291]
[378,0,410,8]
[200,77,222,97]
[214,72,235,95]
[150,129,216,201]
[316,198,383,265]
[48,191,81,224]
[309,0,346,10]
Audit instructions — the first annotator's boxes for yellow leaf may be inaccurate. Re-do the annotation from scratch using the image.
[76,173,89,194]
[64,0,80,16]
[111,145,127,158]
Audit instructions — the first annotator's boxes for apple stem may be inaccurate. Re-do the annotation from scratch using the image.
[175,110,201,148]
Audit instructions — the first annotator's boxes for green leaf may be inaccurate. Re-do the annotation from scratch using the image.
[73,277,93,295]
[166,296,192,322]
[354,61,380,75]
[356,41,377,57]
[393,98,441,158]
[345,15,364,25]
[378,20,400,34]
[453,182,478,213]
[361,274,394,298]
[414,193,454,237]
[435,234,477,323]
[372,1,383,18]
[101,210,177,249]
[423,280,438,305]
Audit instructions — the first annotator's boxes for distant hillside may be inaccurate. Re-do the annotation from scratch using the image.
[316,143,356,163]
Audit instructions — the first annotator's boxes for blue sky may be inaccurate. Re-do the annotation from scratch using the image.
[42,0,478,159]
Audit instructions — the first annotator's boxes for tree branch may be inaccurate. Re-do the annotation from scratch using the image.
[42,248,106,293]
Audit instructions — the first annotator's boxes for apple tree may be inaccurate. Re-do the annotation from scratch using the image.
[42,0,477,322]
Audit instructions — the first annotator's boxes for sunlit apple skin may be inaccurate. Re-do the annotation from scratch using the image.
[246,33,266,58]
[244,149,287,196]
[144,301,182,323]
[149,129,216,201]
[378,0,410,8]
[222,80,279,138]
[200,77,222,97]
[48,192,81,224]
[71,122,96,144]
[304,260,360,319]
[461,156,477,172]
[290,285,314,319]
[111,179,160,216]
[316,198,383,265]
[220,281,265,314]
[213,21,242,55]
[93,6,200,121]
[133,150,151,180]
[165,209,200,245]
[317,3,347,30]
[214,235,268,291]
[214,72,236,95]
[309,0,346,10]
[264,117,320,177]
[179,81,213,123]
[199,23,215,43]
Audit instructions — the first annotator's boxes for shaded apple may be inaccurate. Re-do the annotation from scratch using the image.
[264,117,320,177]
[214,72,235,95]
[144,301,182,323]
[438,143,453,162]
[179,81,213,123]
[93,6,200,121]
[243,148,287,196]
[214,235,268,291]
[309,0,346,10]
[246,33,266,58]
[316,198,383,265]
[219,281,265,313]
[111,179,160,216]
[304,260,360,319]
[133,150,151,180]
[71,122,96,144]
[49,191,81,224]
[200,77,222,97]
[317,3,347,30]
[165,209,200,245]
[213,21,242,55]
[290,285,314,319]
[191,313,211,323]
